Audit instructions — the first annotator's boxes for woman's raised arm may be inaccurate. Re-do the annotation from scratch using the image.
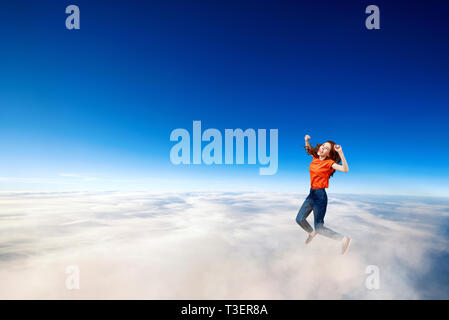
[304,134,312,150]
[332,145,349,173]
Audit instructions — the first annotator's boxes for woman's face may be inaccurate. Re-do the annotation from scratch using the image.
[318,142,332,158]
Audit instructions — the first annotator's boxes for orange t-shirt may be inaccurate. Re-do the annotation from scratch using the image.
[309,155,336,189]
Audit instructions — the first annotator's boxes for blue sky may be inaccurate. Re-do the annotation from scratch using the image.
[1,0,448,195]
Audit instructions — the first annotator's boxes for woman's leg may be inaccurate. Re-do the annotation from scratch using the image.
[295,195,314,234]
[314,222,344,241]
[312,190,345,241]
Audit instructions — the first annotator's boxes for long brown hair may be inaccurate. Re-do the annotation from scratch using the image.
[304,140,341,178]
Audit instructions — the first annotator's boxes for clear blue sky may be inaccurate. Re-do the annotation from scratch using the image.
[1,0,448,195]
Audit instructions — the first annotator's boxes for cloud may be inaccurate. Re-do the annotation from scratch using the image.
[0,191,448,299]
[59,173,98,181]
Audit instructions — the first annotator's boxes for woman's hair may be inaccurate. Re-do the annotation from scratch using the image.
[304,140,341,178]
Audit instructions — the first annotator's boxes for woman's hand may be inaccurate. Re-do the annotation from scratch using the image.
[334,144,343,153]
[304,134,311,142]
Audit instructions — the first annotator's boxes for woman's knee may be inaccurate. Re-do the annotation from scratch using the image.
[296,212,311,226]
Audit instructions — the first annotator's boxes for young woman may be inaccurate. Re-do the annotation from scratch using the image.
[295,134,351,255]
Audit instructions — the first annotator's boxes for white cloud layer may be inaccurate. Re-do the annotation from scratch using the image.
[0,191,448,299]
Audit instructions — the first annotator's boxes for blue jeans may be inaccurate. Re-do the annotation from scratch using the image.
[295,188,344,241]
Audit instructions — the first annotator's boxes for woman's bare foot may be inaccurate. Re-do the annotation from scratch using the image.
[305,231,317,244]
[341,236,351,255]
